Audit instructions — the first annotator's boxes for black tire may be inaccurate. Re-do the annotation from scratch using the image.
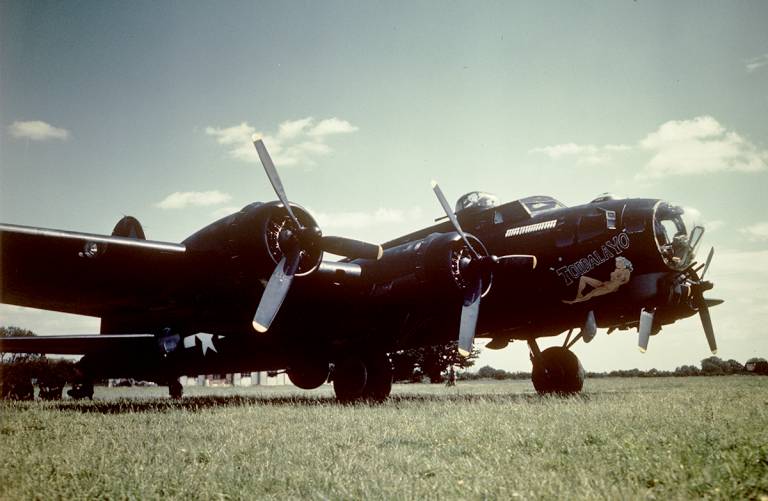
[39,385,64,401]
[531,346,585,395]
[169,379,183,399]
[333,357,367,403]
[67,382,94,400]
[362,353,392,402]
[287,359,330,390]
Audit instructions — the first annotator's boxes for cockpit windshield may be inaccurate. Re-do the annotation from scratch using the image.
[519,196,567,215]
[454,192,499,213]
[654,202,704,270]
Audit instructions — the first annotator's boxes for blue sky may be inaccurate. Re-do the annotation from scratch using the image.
[1,1,767,371]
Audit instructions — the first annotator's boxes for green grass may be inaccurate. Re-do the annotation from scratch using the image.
[1,377,767,500]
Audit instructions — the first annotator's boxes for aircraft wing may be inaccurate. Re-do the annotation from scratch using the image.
[0,334,156,355]
[0,223,187,317]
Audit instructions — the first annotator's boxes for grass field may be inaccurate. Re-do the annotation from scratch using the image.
[1,376,767,500]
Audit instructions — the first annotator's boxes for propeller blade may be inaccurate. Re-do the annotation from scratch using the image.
[252,250,302,333]
[253,139,302,228]
[458,278,483,357]
[431,181,480,259]
[496,254,538,272]
[321,236,383,260]
[700,247,714,280]
[695,291,717,354]
[638,308,654,352]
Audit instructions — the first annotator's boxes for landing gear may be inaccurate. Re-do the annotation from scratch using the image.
[287,358,330,390]
[332,353,393,403]
[361,353,392,402]
[67,381,94,400]
[168,378,183,399]
[529,341,585,395]
[332,357,367,403]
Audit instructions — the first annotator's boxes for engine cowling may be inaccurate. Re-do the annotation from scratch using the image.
[366,232,492,302]
[184,201,324,279]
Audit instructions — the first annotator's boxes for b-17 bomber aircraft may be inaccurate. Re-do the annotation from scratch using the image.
[0,140,721,401]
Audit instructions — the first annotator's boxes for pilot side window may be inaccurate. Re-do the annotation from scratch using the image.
[578,215,604,243]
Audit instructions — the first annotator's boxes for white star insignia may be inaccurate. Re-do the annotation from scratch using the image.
[183,333,224,356]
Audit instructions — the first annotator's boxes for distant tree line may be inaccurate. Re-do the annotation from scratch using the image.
[2,325,768,399]
[1,326,77,400]
[457,356,768,381]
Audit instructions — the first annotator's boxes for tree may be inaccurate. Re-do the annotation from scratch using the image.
[1,327,76,400]
[701,356,726,375]
[725,359,745,374]
[674,365,700,377]
[390,342,480,383]
[0,326,42,364]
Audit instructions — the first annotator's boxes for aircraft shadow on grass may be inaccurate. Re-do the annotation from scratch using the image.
[28,392,594,414]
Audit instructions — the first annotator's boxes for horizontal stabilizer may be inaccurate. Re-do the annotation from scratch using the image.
[0,334,155,355]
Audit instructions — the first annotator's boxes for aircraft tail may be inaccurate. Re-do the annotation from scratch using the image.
[111,216,146,239]
[101,216,147,334]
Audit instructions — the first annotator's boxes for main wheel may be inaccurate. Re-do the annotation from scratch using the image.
[531,346,585,395]
[361,353,392,402]
[169,379,183,399]
[67,382,94,400]
[287,358,330,390]
[332,357,367,403]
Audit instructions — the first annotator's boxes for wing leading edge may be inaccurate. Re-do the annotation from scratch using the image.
[0,223,187,317]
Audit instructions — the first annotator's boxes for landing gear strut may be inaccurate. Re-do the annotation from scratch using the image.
[528,340,585,395]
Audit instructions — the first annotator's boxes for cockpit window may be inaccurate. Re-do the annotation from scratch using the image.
[519,196,567,215]
[455,192,499,213]
[655,203,703,270]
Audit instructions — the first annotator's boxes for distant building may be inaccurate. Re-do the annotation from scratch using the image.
[745,361,768,375]
[180,372,290,386]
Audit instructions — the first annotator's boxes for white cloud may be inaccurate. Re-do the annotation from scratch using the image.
[530,116,767,179]
[205,122,254,145]
[156,190,232,210]
[745,53,768,73]
[313,207,423,230]
[707,220,725,233]
[639,116,767,178]
[277,117,313,140]
[529,143,630,166]
[739,222,768,242]
[8,120,69,141]
[680,207,724,234]
[308,118,359,137]
[206,117,358,167]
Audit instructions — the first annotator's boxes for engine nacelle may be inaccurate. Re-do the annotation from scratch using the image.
[365,232,491,302]
[183,201,324,279]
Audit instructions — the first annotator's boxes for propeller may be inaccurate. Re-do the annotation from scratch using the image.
[431,181,536,356]
[637,308,654,352]
[688,246,717,354]
[251,139,383,333]
[638,246,718,354]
